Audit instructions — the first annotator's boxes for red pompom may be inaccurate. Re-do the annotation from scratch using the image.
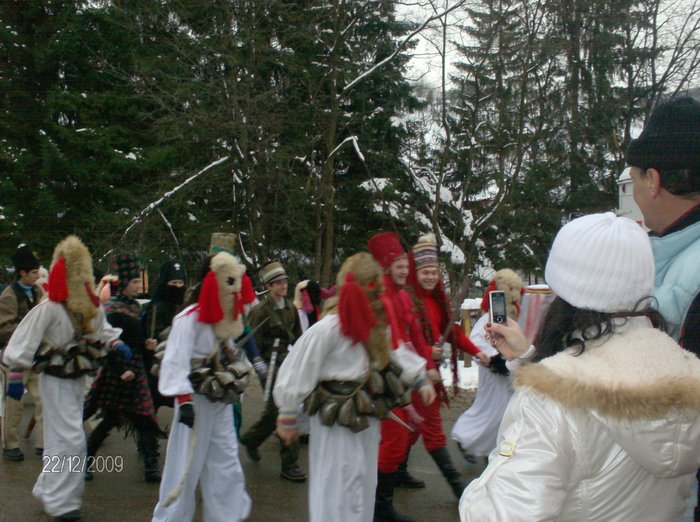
[48,257,69,303]
[197,271,223,324]
[240,273,257,305]
[480,280,498,312]
[339,273,377,344]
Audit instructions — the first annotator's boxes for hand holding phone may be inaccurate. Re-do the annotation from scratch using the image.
[488,290,508,324]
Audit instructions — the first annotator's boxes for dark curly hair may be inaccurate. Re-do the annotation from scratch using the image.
[532,297,666,363]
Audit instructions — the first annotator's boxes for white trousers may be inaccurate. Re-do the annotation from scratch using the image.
[451,365,513,457]
[152,395,251,522]
[32,374,86,517]
[308,414,379,522]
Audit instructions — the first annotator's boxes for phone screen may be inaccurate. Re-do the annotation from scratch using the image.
[489,291,507,324]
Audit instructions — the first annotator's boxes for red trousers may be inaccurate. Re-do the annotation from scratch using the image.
[377,408,411,473]
[407,389,446,453]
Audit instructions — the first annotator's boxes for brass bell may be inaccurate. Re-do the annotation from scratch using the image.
[337,399,357,427]
[385,372,405,398]
[368,371,384,395]
[354,389,373,414]
[304,389,322,415]
[319,401,340,426]
[215,371,236,387]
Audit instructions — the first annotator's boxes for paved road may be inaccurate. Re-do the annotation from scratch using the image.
[0,380,481,521]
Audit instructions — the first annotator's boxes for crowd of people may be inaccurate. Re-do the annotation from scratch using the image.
[0,96,699,522]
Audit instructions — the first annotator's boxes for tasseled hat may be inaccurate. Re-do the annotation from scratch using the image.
[12,244,40,273]
[412,233,439,270]
[367,232,406,269]
[112,254,142,291]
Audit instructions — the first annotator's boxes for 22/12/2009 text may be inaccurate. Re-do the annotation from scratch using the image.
[42,455,124,474]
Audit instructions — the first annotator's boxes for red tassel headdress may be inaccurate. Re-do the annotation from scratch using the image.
[339,272,377,344]
[48,256,69,302]
[197,271,224,324]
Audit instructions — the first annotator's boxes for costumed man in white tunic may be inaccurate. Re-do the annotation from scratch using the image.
[152,251,252,522]
[274,252,436,522]
[1,236,130,522]
[451,269,523,465]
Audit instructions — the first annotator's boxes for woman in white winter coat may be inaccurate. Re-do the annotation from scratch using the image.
[460,212,700,522]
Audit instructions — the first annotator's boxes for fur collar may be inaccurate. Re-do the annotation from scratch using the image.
[514,328,700,420]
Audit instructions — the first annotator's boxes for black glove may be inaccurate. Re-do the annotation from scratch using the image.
[179,402,195,428]
[488,354,510,376]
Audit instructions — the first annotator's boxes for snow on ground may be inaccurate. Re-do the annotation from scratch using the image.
[440,359,479,390]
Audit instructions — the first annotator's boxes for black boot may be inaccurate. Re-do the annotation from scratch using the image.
[138,429,162,483]
[373,472,414,522]
[395,450,425,489]
[85,420,113,481]
[430,447,467,499]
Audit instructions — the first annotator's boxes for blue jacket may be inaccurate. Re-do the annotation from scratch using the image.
[651,214,700,354]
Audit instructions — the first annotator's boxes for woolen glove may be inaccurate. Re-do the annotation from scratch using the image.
[113,342,132,363]
[252,356,268,384]
[178,403,195,428]
[6,370,25,401]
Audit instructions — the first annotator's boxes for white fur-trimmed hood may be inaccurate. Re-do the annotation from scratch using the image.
[515,327,700,477]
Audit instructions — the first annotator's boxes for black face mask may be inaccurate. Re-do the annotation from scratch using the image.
[162,284,186,305]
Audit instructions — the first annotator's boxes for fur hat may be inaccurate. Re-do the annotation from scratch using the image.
[197,252,247,341]
[259,261,287,286]
[412,233,439,271]
[545,212,654,312]
[112,254,142,291]
[48,236,99,332]
[12,244,40,273]
[367,232,406,269]
[480,268,523,320]
[626,96,700,171]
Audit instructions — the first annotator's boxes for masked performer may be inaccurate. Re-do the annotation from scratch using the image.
[142,259,187,411]
[274,253,436,522]
[2,236,129,521]
[152,251,251,522]
[83,254,162,483]
[451,269,523,464]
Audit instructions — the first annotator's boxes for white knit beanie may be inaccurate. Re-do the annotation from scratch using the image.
[544,212,654,312]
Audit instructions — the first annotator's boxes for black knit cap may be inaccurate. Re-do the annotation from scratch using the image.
[161,259,186,283]
[112,254,142,291]
[12,244,40,273]
[626,97,700,170]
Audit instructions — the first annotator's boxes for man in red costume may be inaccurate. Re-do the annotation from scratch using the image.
[404,234,490,498]
[367,232,434,522]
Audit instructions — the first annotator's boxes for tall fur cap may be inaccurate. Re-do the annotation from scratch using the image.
[50,235,98,331]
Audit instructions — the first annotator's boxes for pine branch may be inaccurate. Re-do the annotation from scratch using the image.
[120,156,230,241]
